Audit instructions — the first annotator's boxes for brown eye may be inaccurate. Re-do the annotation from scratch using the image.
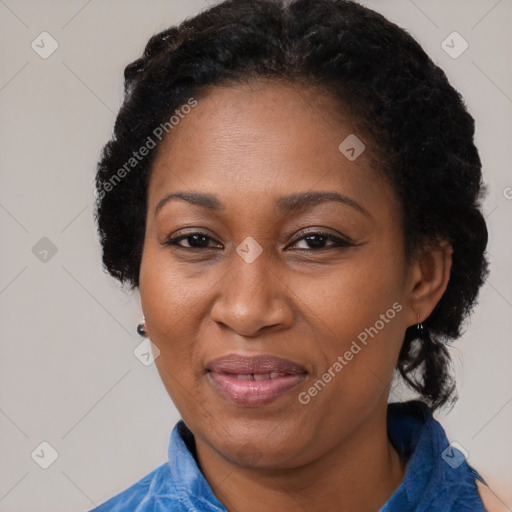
[288,231,354,251]
[164,232,222,249]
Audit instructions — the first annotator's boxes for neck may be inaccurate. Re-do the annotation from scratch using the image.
[195,400,406,512]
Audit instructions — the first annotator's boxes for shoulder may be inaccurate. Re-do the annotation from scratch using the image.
[88,462,179,512]
[476,480,510,512]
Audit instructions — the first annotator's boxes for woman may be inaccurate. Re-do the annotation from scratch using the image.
[91,0,493,510]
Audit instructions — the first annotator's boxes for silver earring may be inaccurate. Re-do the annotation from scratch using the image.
[416,313,425,336]
[137,317,147,337]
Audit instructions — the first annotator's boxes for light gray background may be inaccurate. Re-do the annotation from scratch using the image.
[1,1,511,511]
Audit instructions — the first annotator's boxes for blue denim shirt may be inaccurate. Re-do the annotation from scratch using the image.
[90,401,486,511]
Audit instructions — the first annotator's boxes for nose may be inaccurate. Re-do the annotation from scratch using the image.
[210,248,294,337]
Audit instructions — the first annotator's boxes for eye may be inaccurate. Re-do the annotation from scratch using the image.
[163,229,355,252]
[287,230,354,250]
[164,232,223,249]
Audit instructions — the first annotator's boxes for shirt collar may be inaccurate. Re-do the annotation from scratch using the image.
[167,401,482,512]
[168,421,227,511]
[383,400,484,511]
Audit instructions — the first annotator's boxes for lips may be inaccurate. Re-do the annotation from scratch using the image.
[206,354,307,407]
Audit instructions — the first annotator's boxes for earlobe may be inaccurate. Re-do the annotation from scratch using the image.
[407,240,453,326]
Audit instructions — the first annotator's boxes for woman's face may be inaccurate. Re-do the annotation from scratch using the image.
[139,82,419,468]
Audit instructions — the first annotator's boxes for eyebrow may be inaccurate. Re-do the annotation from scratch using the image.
[275,191,370,217]
[154,190,370,217]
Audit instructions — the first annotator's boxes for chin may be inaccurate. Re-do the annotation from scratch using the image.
[206,419,315,469]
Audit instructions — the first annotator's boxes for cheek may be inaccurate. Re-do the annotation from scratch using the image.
[138,246,223,402]
[303,246,405,337]
[139,241,218,329]
[297,246,406,394]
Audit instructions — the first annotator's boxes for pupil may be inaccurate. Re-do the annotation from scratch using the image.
[306,234,326,249]
[190,234,208,247]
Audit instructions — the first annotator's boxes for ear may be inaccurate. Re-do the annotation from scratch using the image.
[405,239,453,327]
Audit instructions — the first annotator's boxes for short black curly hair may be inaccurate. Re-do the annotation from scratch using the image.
[95,0,488,409]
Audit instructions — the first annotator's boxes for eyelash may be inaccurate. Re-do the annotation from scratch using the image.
[163,229,355,251]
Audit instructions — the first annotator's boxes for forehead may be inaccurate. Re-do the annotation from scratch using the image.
[147,81,394,218]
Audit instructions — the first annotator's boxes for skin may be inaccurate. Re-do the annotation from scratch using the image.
[139,81,452,512]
